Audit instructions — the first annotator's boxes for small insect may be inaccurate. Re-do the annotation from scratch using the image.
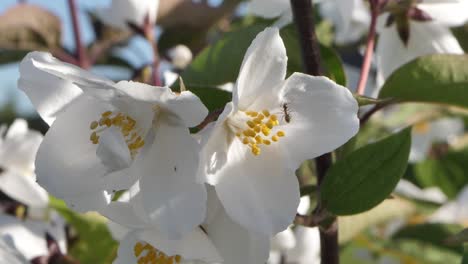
[282,103,292,123]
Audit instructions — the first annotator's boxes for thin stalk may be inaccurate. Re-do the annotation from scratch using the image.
[67,0,89,68]
[289,1,338,263]
[143,15,162,86]
[356,0,380,95]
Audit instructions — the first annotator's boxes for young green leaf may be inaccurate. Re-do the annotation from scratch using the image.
[379,54,468,108]
[321,128,412,215]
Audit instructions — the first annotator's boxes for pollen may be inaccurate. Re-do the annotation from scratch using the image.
[232,109,286,156]
[414,121,430,134]
[133,242,182,264]
[89,111,145,158]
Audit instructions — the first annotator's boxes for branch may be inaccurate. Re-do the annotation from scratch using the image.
[290,1,338,263]
[67,0,89,68]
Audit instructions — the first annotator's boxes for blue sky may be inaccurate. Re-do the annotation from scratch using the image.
[0,0,156,116]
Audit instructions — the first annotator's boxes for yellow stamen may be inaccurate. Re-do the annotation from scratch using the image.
[89,121,98,130]
[133,242,182,264]
[277,131,285,137]
[262,110,270,117]
[272,135,279,142]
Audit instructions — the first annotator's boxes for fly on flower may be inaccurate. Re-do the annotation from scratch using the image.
[198,27,360,236]
[18,52,208,239]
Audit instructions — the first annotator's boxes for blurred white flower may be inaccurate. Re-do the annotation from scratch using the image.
[285,226,321,264]
[248,0,370,44]
[395,179,447,204]
[0,236,28,264]
[109,186,270,264]
[0,212,66,261]
[318,0,370,45]
[429,185,468,225]
[95,0,159,30]
[410,118,464,162]
[198,27,359,236]
[0,119,48,212]
[168,45,193,70]
[375,0,468,91]
[18,52,208,239]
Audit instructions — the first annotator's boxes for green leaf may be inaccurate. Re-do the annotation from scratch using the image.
[379,54,468,108]
[321,128,412,215]
[181,23,267,86]
[463,249,468,264]
[392,224,464,255]
[50,197,117,264]
[446,228,468,245]
[281,24,346,86]
[182,23,346,87]
[413,147,468,199]
[0,4,62,50]
[187,86,232,112]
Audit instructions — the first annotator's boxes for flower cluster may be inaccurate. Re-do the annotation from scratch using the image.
[17,27,359,263]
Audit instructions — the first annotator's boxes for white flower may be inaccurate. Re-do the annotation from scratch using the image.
[318,0,370,45]
[95,0,159,30]
[0,236,29,264]
[168,45,193,70]
[375,0,468,91]
[18,52,208,238]
[410,118,464,162]
[108,186,270,264]
[395,179,447,204]
[285,226,321,264]
[0,119,48,211]
[198,27,359,236]
[429,185,468,224]
[248,0,370,44]
[0,213,66,260]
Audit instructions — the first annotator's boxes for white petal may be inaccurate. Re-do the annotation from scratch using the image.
[211,139,300,236]
[135,119,206,239]
[319,0,370,44]
[115,82,208,127]
[46,211,68,254]
[107,220,130,241]
[0,170,48,208]
[96,127,132,172]
[376,21,464,89]
[0,214,48,260]
[297,196,311,215]
[139,228,222,263]
[35,95,110,211]
[248,0,290,19]
[113,230,139,264]
[286,226,321,263]
[95,0,159,30]
[101,198,148,229]
[395,179,447,204]
[429,117,464,142]
[271,228,296,251]
[23,52,117,99]
[234,27,287,109]
[18,52,83,125]
[199,103,234,184]
[409,127,432,162]
[418,0,468,26]
[279,73,359,169]
[0,121,43,176]
[0,237,29,264]
[203,186,270,264]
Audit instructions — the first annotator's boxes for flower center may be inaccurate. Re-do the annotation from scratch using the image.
[133,242,182,264]
[414,121,430,134]
[229,109,285,156]
[89,111,145,158]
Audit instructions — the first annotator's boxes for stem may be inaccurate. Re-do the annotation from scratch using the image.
[67,0,89,68]
[143,15,162,86]
[356,0,380,95]
[359,100,395,126]
[290,1,338,263]
[290,0,322,75]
